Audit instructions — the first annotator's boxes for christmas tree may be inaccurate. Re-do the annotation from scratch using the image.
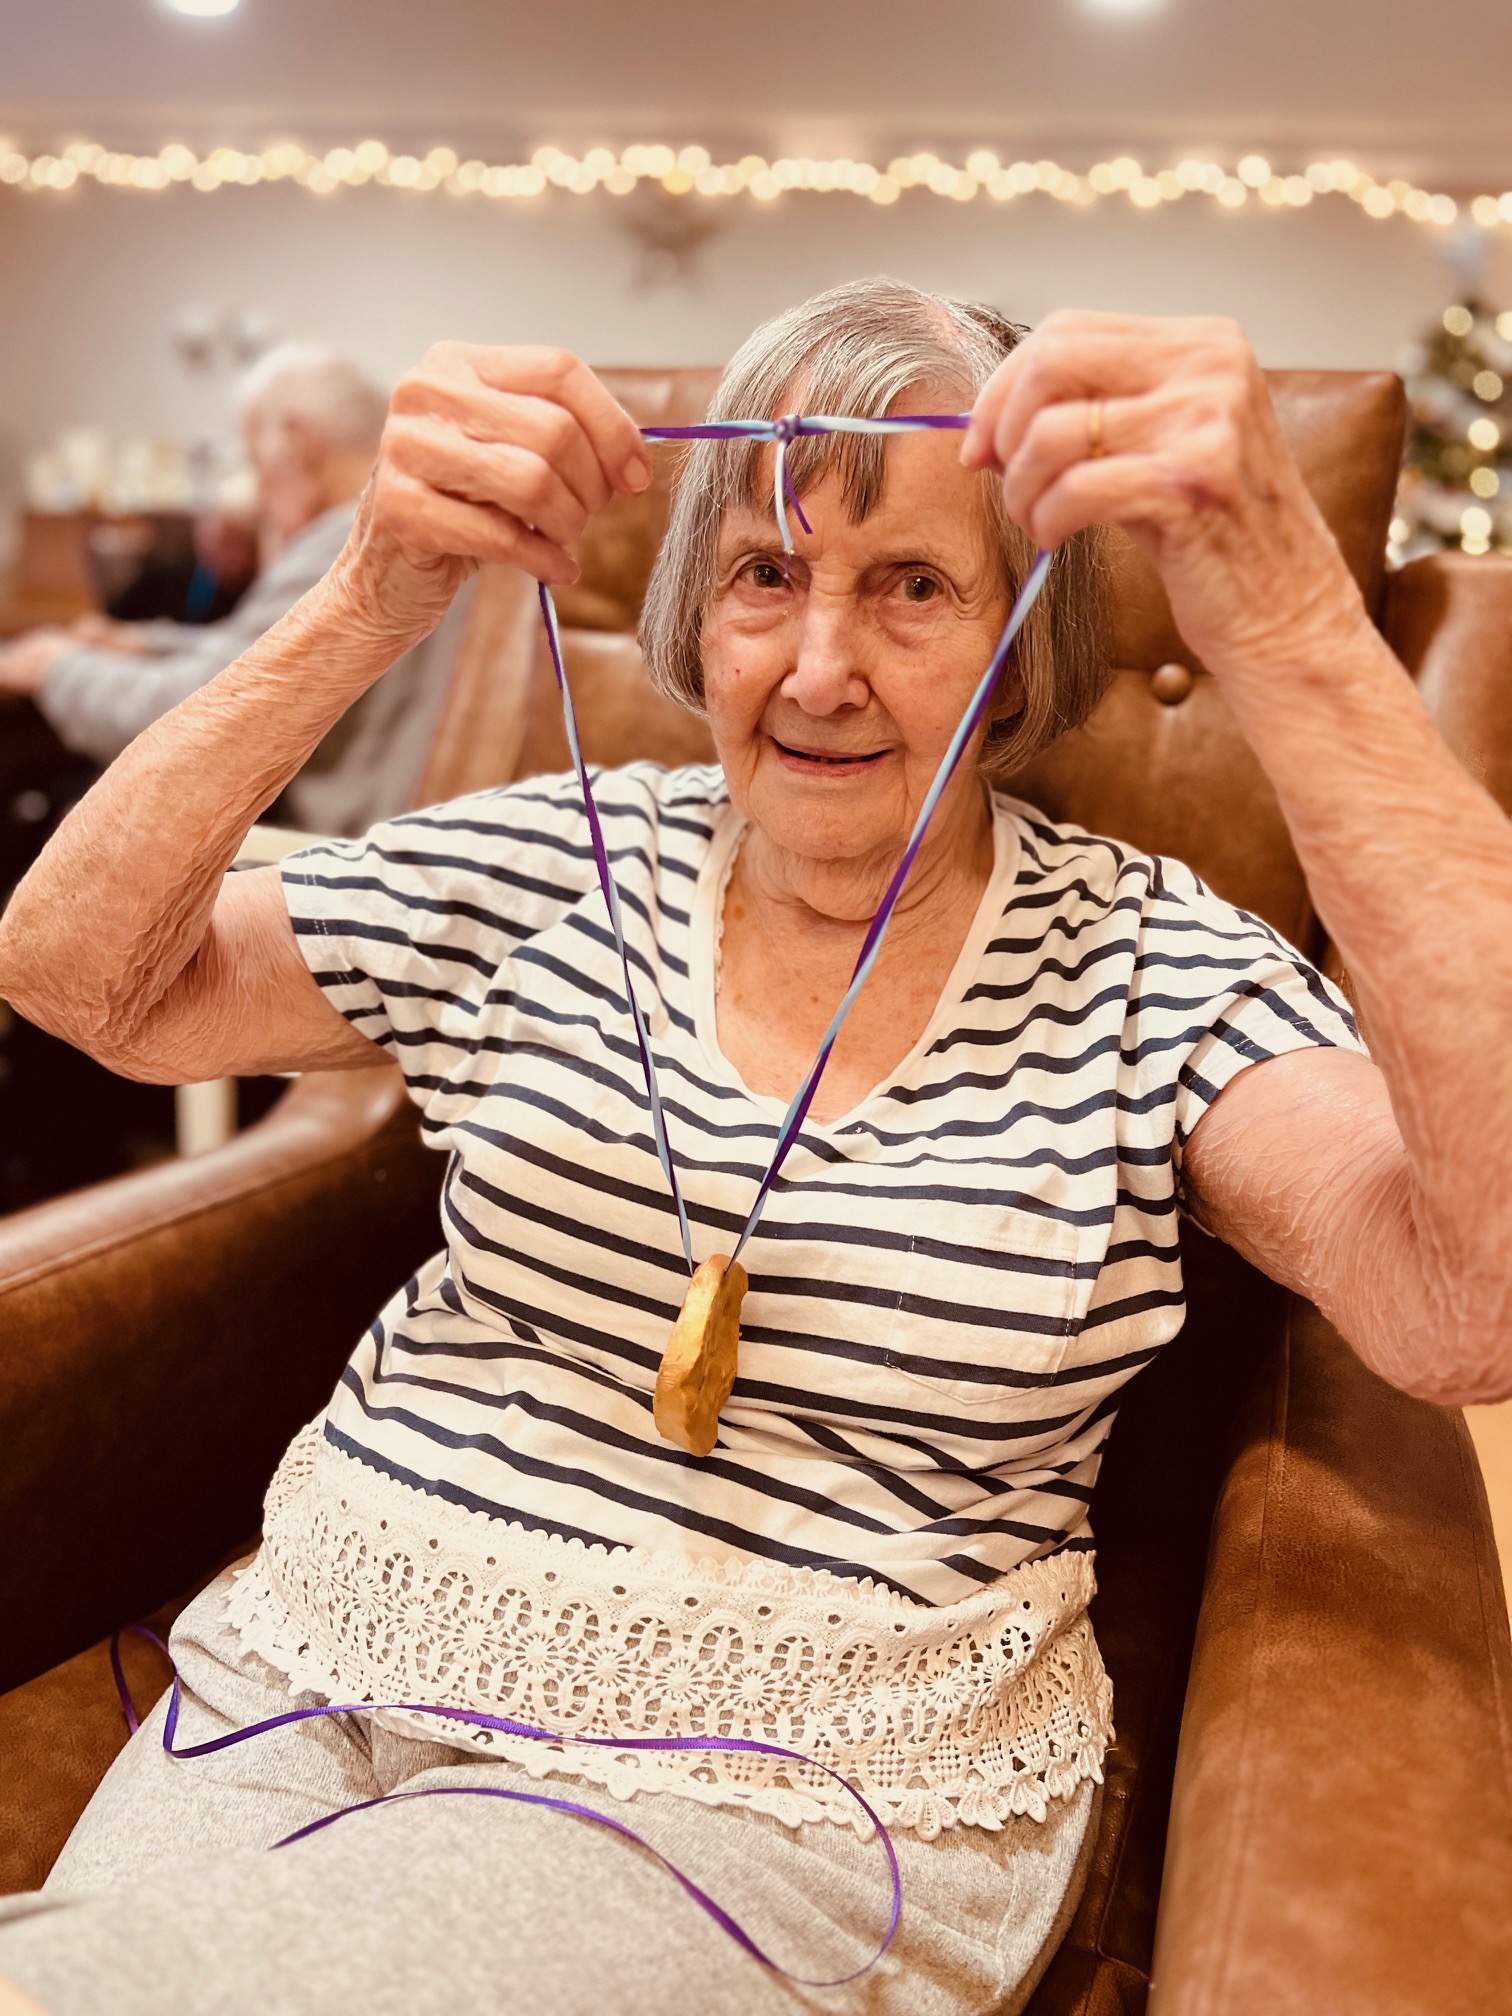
[1393,301,1512,561]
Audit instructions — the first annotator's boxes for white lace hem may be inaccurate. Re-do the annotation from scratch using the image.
[225,1424,1113,1839]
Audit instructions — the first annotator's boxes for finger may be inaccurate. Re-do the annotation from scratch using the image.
[1007,450,1191,552]
[999,397,1126,529]
[484,393,613,518]
[964,314,1250,472]
[453,345,651,496]
[379,471,578,585]
[988,326,1252,482]
[966,335,1170,478]
[961,319,1157,469]
[393,374,613,520]
[998,383,1202,530]
[389,416,592,549]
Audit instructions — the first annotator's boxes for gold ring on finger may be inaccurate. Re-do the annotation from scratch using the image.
[1087,399,1107,460]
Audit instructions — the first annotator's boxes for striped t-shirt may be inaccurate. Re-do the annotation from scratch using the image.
[277,761,1365,1611]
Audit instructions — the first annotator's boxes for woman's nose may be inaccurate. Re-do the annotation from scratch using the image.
[779,600,870,716]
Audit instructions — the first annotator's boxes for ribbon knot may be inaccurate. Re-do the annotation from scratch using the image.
[768,414,812,555]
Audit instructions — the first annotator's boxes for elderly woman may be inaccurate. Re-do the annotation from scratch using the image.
[0,279,1509,2016]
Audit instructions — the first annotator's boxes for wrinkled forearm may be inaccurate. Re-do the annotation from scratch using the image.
[1185,1042,1506,1404]
[1219,612,1512,1361]
[0,573,400,1065]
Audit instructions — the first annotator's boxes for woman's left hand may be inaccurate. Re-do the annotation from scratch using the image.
[961,311,1371,681]
[964,311,1512,1413]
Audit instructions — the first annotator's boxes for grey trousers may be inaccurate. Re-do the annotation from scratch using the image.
[0,1573,1098,2016]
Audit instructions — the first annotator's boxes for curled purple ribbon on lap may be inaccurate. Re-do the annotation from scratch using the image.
[110,1625,899,1987]
[104,413,1048,1991]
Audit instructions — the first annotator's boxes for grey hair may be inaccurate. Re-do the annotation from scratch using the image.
[236,343,389,455]
[639,277,1112,783]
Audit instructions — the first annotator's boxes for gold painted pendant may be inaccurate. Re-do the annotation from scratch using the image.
[654,1254,749,1458]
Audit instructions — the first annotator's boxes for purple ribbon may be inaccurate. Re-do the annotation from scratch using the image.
[642,411,976,555]
[111,1624,899,1988]
[100,414,1044,1993]
[543,410,1052,1269]
[722,547,1051,1259]
[639,413,975,438]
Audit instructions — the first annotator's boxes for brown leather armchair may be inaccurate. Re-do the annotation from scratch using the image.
[2,369,1509,2016]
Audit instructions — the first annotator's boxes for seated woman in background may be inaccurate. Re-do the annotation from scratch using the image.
[0,279,1508,2016]
[0,345,464,839]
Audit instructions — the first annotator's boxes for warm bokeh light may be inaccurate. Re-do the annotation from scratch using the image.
[0,135,1503,236]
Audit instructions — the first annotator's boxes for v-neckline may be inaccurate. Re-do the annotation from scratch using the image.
[687,796,1021,1133]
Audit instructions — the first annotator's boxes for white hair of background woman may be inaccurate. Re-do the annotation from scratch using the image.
[236,343,389,456]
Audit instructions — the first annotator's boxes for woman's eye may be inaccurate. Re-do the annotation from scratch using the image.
[900,573,939,603]
[745,560,787,590]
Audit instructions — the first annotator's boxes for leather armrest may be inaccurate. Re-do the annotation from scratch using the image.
[1149,1298,1512,2015]
[0,1066,444,1694]
[1385,550,1512,820]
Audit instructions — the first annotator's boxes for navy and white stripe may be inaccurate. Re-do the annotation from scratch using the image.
[282,763,1365,1607]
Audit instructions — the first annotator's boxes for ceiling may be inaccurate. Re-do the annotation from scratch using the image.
[6,0,1512,186]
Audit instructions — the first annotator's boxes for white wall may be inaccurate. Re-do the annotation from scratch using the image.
[3,178,1510,515]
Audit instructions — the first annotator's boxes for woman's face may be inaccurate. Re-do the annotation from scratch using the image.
[701,418,1014,876]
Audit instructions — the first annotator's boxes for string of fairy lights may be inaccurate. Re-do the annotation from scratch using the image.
[1,138,1510,228]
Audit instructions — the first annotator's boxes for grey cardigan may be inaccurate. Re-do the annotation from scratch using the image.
[38,503,469,837]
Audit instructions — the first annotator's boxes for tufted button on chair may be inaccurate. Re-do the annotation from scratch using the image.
[1148,662,1194,705]
[2,368,1509,2016]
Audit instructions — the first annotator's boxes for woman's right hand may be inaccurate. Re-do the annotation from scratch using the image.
[326,344,652,648]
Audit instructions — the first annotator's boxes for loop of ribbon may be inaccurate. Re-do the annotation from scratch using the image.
[110,1625,899,1988]
[545,410,1052,1269]
[104,414,1048,1992]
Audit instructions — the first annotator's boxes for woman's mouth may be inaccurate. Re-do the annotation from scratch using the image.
[770,737,889,776]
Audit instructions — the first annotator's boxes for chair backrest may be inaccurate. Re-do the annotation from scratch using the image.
[415,365,1406,958]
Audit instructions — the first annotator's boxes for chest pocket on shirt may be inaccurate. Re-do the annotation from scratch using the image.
[741,1203,1086,1439]
[878,1209,1085,1410]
